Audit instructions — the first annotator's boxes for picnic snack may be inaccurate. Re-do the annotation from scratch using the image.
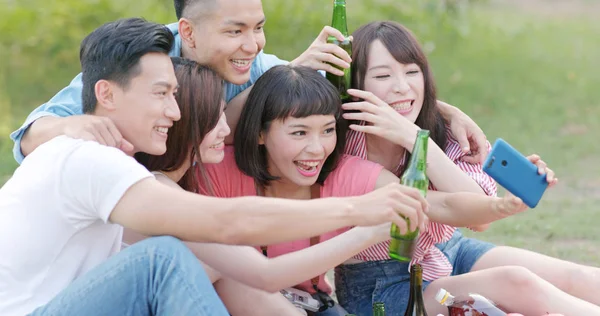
[435,288,505,316]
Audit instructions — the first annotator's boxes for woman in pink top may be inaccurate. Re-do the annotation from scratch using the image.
[335,21,600,315]
[196,64,582,315]
[132,58,430,316]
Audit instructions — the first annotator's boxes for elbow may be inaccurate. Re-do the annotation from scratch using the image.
[258,273,284,293]
[243,273,281,293]
[19,133,35,157]
[214,224,244,245]
[469,223,490,232]
[212,215,253,245]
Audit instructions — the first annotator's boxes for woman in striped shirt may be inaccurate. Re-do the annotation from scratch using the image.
[194,64,591,315]
[334,20,600,315]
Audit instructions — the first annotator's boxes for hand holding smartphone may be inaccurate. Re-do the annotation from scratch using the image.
[483,138,549,208]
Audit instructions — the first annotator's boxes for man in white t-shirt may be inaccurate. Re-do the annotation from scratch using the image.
[0,18,429,316]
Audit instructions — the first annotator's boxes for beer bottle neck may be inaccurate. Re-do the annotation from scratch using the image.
[408,130,429,172]
[331,0,348,36]
[410,264,426,305]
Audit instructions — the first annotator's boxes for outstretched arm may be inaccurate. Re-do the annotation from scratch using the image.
[374,158,557,228]
[109,177,428,246]
[186,224,389,293]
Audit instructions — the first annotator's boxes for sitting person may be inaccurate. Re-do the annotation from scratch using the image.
[0,18,429,316]
[132,57,420,315]
[336,20,599,315]
[10,0,487,171]
[197,64,569,315]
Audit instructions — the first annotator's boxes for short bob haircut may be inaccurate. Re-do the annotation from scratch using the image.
[234,65,348,188]
[351,21,447,164]
[135,57,224,192]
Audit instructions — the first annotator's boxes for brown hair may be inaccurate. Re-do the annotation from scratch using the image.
[351,21,447,165]
[135,57,224,191]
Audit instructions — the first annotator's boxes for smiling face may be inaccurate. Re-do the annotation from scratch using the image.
[185,0,266,85]
[260,115,337,187]
[363,39,425,124]
[199,110,231,164]
[109,53,181,155]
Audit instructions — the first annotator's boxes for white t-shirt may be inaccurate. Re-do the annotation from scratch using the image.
[0,136,152,315]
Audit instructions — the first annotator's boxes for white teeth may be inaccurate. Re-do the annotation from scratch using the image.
[295,161,319,168]
[392,101,412,111]
[231,59,251,67]
[155,127,168,134]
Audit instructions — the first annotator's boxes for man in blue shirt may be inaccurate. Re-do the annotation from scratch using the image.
[10,0,488,165]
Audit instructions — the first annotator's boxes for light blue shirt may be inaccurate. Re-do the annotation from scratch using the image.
[10,22,287,164]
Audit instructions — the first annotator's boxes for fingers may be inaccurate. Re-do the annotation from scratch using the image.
[347,124,384,138]
[96,121,120,148]
[453,127,471,155]
[469,149,487,165]
[299,46,350,75]
[389,214,408,235]
[472,133,489,164]
[319,44,352,65]
[119,138,135,155]
[87,128,106,145]
[347,89,388,107]
[341,100,382,115]
[65,116,126,150]
[526,154,541,164]
[394,184,429,231]
[103,118,124,148]
[528,154,558,185]
[319,62,345,77]
[317,25,346,44]
[342,106,380,122]
[460,155,481,164]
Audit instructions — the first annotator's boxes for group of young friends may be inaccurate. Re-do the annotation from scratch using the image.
[1,0,599,315]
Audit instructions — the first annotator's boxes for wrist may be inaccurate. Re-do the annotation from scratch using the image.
[436,100,456,120]
[400,125,420,151]
[338,197,360,226]
[490,197,507,220]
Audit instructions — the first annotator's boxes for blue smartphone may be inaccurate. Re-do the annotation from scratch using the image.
[483,138,548,208]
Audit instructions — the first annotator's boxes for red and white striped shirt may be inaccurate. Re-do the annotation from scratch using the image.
[344,126,497,281]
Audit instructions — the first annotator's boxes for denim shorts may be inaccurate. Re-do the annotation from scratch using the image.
[334,230,495,315]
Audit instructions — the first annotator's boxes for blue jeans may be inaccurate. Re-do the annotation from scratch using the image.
[30,236,229,316]
[334,230,495,316]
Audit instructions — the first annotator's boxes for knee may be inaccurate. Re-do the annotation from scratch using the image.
[500,266,540,290]
[134,235,191,258]
[141,235,185,249]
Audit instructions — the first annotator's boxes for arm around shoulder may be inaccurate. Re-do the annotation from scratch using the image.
[12,73,86,159]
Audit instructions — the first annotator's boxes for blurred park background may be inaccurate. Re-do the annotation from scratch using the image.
[0,0,599,265]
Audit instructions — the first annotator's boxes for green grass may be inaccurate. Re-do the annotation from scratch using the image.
[434,4,600,265]
[1,1,599,265]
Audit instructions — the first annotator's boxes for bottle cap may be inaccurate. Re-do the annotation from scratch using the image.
[434,288,449,304]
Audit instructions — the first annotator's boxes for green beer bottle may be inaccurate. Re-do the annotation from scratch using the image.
[373,302,386,316]
[404,264,428,316]
[326,0,352,102]
[389,129,429,261]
